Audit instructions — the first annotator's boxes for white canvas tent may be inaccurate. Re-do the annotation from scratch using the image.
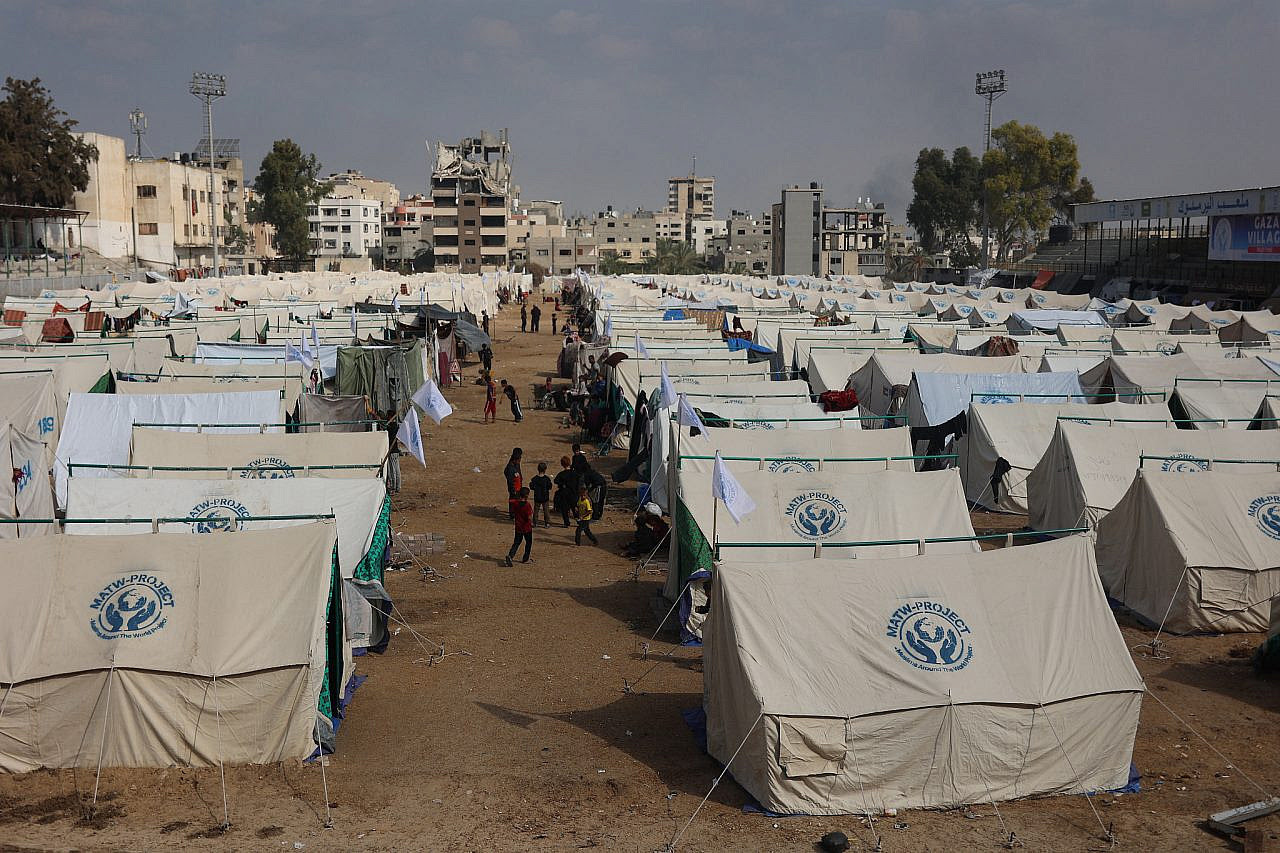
[128,427,387,478]
[0,423,56,539]
[0,523,335,771]
[958,402,1170,513]
[65,477,388,659]
[53,391,285,506]
[904,371,1085,428]
[704,535,1143,814]
[1096,471,1280,632]
[1028,421,1280,530]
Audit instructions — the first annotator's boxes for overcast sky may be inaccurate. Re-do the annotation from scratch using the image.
[4,1,1276,222]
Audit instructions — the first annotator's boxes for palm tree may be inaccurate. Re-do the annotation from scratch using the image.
[598,251,627,276]
[655,238,702,275]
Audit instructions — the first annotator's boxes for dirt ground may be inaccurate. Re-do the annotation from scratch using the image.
[3,308,1279,852]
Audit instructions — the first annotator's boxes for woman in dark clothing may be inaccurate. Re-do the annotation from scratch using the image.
[572,455,608,521]
[552,455,579,528]
[504,448,523,519]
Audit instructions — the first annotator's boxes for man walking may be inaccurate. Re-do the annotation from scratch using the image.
[483,375,498,423]
[530,304,541,333]
[503,487,533,566]
[500,379,523,422]
[520,303,528,333]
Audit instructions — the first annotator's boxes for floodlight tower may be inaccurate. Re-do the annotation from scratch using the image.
[189,72,226,277]
[128,107,147,159]
[975,69,1007,269]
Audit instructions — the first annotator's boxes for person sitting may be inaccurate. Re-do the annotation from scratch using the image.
[624,504,670,557]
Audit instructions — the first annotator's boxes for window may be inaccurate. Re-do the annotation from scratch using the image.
[323,208,337,216]
[363,224,370,233]
[558,249,570,256]
[183,225,190,237]
[536,249,549,257]
[606,237,616,243]
[341,224,351,233]
[341,208,351,216]
[324,239,337,249]
[308,206,318,216]
[323,225,338,233]
[463,199,476,206]
[607,221,615,228]
[641,237,650,243]
[621,250,632,258]
[200,224,206,236]
[463,219,476,227]
[182,187,189,201]
[342,241,352,251]
[200,191,206,202]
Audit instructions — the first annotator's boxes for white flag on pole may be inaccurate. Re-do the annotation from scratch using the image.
[411,378,454,425]
[677,393,708,439]
[350,306,358,335]
[396,407,427,467]
[604,316,614,338]
[392,294,402,312]
[310,322,320,354]
[635,334,650,358]
[712,450,756,523]
[418,287,425,307]
[285,342,313,369]
[658,362,677,409]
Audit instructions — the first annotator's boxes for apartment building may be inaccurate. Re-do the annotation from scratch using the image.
[431,130,514,272]
[72,131,246,271]
[382,193,433,270]
[771,183,888,277]
[326,169,400,211]
[307,197,382,259]
[710,210,772,275]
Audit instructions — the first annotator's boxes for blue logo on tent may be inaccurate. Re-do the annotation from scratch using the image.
[240,456,296,479]
[1161,453,1208,472]
[768,458,816,473]
[979,394,1016,404]
[737,421,776,430]
[786,491,847,540]
[887,601,973,672]
[188,498,251,533]
[982,311,997,320]
[1249,495,1280,540]
[90,574,174,639]
[1157,342,1177,355]
[1033,294,1047,304]
[1141,305,1157,315]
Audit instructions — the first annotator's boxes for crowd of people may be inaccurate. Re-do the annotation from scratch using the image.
[500,443,612,565]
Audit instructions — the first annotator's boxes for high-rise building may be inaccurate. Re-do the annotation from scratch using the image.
[772,184,823,276]
[667,174,715,242]
[431,130,514,272]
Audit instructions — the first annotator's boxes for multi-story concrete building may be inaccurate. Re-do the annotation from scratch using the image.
[710,210,772,275]
[306,197,381,263]
[667,174,715,234]
[594,208,657,267]
[771,183,888,277]
[431,130,514,272]
[382,193,433,271]
[72,131,247,272]
[326,169,399,212]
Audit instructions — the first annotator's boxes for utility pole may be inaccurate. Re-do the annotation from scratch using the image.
[189,72,226,277]
[975,69,1007,269]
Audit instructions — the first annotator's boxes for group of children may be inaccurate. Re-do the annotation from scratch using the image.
[503,451,598,567]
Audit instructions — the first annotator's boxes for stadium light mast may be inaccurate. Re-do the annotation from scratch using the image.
[189,72,226,277]
[975,69,1007,269]
[128,107,147,159]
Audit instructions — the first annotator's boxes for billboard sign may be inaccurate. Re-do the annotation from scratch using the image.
[1208,214,1280,262]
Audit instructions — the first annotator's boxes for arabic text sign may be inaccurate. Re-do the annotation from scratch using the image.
[1208,214,1280,262]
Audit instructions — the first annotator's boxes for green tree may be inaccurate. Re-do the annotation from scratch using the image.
[0,77,98,206]
[250,139,331,260]
[982,121,1091,262]
[654,238,702,274]
[906,146,981,258]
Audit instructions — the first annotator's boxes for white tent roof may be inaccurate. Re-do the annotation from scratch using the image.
[1029,420,1280,530]
[906,371,1084,428]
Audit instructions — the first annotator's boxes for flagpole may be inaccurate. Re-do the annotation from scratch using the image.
[711,485,719,562]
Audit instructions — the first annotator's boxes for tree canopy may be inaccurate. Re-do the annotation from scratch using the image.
[0,77,98,207]
[653,238,702,274]
[905,146,981,265]
[250,139,331,260]
[906,123,1095,266]
[982,121,1093,262]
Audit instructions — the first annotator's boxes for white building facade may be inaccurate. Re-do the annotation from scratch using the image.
[308,197,382,259]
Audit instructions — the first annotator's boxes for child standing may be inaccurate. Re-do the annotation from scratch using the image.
[529,462,553,527]
[483,375,498,423]
[503,487,533,566]
[574,486,598,546]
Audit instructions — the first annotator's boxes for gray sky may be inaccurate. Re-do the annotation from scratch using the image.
[5,1,1277,222]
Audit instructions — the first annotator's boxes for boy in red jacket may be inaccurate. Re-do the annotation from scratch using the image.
[503,487,534,566]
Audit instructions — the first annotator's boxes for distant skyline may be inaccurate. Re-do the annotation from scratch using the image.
[4,0,1277,223]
